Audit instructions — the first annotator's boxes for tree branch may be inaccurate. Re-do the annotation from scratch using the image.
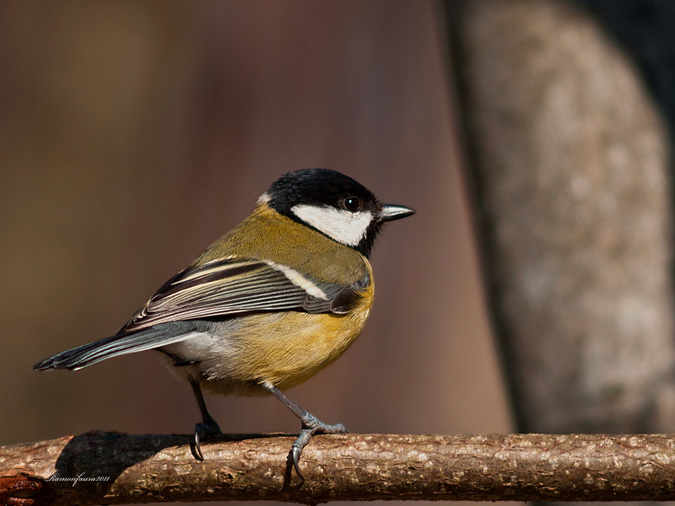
[2,432,675,504]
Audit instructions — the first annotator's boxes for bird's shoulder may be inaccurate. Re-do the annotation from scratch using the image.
[194,202,371,286]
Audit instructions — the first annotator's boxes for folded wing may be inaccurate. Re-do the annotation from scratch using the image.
[34,257,368,371]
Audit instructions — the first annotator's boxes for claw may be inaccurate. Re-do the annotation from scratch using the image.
[290,442,304,479]
[289,427,313,480]
[194,429,204,461]
[193,420,221,461]
[289,418,349,480]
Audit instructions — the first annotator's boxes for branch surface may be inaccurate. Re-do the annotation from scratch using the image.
[2,432,675,504]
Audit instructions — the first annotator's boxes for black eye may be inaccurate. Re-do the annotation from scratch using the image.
[344,196,361,212]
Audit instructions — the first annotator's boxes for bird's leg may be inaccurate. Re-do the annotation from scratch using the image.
[261,381,348,479]
[190,378,221,460]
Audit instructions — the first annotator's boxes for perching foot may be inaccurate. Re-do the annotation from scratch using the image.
[289,413,348,479]
[193,418,222,461]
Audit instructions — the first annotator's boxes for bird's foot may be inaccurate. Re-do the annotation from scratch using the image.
[289,414,348,480]
[193,418,222,461]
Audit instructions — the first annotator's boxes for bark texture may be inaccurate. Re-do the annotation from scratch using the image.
[3,432,675,504]
[446,0,675,434]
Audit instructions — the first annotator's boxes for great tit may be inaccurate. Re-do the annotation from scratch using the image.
[34,168,415,477]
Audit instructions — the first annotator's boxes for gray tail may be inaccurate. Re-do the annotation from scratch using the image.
[33,323,196,371]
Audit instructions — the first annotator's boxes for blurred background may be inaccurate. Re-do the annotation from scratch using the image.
[3,1,675,505]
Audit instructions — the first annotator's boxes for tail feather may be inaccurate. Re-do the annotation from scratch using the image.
[33,322,200,371]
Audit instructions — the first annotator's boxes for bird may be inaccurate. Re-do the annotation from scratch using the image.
[34,168,415,478]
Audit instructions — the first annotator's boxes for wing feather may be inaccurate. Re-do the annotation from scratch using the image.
[120,258,364,333]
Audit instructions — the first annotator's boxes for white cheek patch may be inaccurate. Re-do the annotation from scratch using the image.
[291,204,372,247]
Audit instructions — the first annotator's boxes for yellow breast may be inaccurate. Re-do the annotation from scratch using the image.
[199,262,374,393]
[192,203,376,394]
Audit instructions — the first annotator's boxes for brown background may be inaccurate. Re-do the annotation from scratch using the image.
[0,1,511,504]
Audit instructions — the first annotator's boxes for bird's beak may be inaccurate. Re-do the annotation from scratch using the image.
[378,204,416,222]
